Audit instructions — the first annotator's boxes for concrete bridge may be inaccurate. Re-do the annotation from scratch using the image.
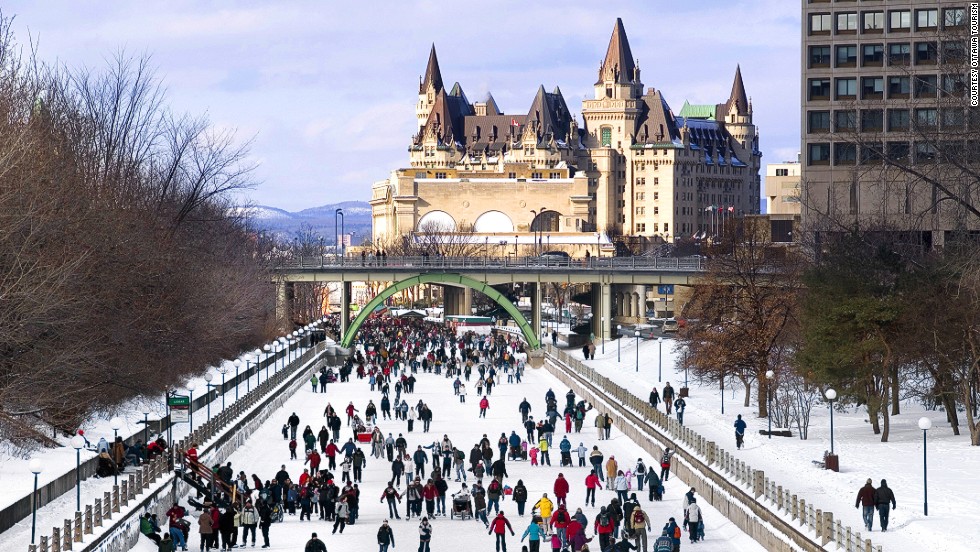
[274,255,708,349]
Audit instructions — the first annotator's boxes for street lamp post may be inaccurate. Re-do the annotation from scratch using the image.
[657,337,664,382]
[234,359,242,400]
[70,434,84,512]
[634,330,640,372]
[765,370,775,439]
[918,417,931,516]
[825,388,837,455]
[217,366,228,410]
[204,373,213,423]
[141,410,150,446]
[617,325,622,362]
[261,345,270,385]
[335,208,345,260]
[721,373,725,415]
[530,210,538,256]
[186,382,196,434]
[30,459,42,544]
[109,417,123,486]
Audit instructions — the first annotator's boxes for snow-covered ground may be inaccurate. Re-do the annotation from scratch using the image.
[567,336,978,552]
[127,351,764,552]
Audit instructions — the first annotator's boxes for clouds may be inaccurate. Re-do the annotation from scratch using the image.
[5,0,801,210]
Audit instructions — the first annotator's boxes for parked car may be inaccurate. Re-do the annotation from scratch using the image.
[538,251,571,266]
[662,319,680,333]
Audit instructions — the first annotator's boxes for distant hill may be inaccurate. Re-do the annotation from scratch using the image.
[241,201,373,245]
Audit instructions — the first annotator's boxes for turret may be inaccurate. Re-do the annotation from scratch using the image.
[594,18,642,100]
[417,44,444,131]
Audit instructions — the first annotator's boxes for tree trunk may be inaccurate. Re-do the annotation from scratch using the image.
[960,374,980,446]
[890,365,900,415]
[942,393,961,436]
[759,375,769,419]
[740,374,752,408]
[880,391,891,442]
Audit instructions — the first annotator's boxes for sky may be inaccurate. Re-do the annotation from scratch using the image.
[5,0,802,212]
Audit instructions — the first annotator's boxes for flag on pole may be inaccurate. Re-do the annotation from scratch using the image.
[728,206,735,212]
[511,118,519,127]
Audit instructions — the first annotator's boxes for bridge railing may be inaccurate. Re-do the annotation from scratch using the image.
[279,255,708,272]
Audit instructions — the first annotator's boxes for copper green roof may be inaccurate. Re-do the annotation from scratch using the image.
[679,101,716,120]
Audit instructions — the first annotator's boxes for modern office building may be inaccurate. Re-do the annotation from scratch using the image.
[766,160,802,216]
[801,1,971,247]
[370,18,762,254]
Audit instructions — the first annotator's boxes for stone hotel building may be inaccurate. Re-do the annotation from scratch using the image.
[370,18,762,253]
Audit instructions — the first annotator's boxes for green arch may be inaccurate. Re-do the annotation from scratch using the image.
[341,273,540,349]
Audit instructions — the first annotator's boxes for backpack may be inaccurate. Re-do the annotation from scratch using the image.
[599,512,610,526]
[633,510,645,524]
[673,525,682,539]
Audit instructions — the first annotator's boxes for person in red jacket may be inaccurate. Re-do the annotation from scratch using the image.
[594,505,615,552]
[422,479,439,518]
[584,470,603,507]
[564,412,572,433]
[553,473,570,508]
[307,450,322,473]
[854,478,876,532]
[549,504,572,548]
[479,396,490,418]
[488,511,515,552]
[325,440,339,470]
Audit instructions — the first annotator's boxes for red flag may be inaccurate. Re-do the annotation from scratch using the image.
[511,118,519,127]
[718,206,724,212]
[728,206,734,212]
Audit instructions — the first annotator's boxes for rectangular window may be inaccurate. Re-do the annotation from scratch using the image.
[916,9,938,29]
[808,143,830,165]
[836,78,857,99]
[635,223,645,233]
[943,41,966,64]
[836,45,857,67]
[914,75,938,98]
[549,172,561,178]
[836,12,857,32]
[834,143,857,165]
[889,10,911,31]
[636,177,645,186]
[600,128,612,147]
[916,42,937,64]
[834,110,857,132]
[943,108,965,128]
[861,110,883,132]
[887,109,909,132]
[863,11,884,32]
[507,172,516,178]
[862,77,883,99]
[635,207,645,215]
[888,76,910,98]
[862,44,884,66]
[888,43,910,65]
[861,144,883,164]
[915,142,937,162]
[886,142,910,162]
[531,172,543,178]
[808,110,831,133]
[653,207,659,215]
[435,172,447,179]
[654,192,659,200]
[809,46,831,67]
[653,177,659,185]
[945,8,966,27]
[914,108,938,128]
[663,223,668,233]
[810,13,832,33]
[635,192,644,200]
[942,74,966,96]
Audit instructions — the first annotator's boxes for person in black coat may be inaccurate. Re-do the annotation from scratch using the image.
[873,479,897,531]
[490,458,508,479]
[512,480,528,517]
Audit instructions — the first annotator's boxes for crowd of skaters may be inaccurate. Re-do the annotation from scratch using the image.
[140,316,712,552]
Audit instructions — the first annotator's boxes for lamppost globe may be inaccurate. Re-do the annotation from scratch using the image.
[186,381,196,392]
[825,388,837,401]
[918,417,932,431]
[30,459,43,474]
[109,417,124,432]
[263,344,271,353]
[765,370,775,379]
[203,372,213,383]
[234,359,242,369]
[70,435,85,450]
[29,458,43,544]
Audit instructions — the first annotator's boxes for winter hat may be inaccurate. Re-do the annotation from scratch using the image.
[311,533,318,538]
[867,478,873,485]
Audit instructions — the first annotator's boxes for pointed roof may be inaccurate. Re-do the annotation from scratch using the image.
[420,44,444,93]
[724,65,749,115]
[483,92,501,116]
[526,85,572,144]
[597,18,637,85]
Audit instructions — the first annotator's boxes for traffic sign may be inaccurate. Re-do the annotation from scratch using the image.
[657,284,674,295]
[168,394,189,423]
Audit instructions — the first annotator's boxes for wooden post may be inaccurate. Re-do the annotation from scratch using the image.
[776,486,783,510]
[94,498,103,527]
[128,474,137,500]
[120,481,129,507]
[822,512,833,546]
[752,470,764,498]
[51,528,61,552]
[73,512,82,542]
[84,505,93,534]
[40,535,49,552]
[112,486,120,513]
[791,495,798,520]
[798,499,806,525]
[63,519,72,549]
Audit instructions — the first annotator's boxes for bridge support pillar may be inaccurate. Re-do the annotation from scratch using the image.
[591,282,612,344]
[275,280,294,333]
[340,281,352,341]
[443,285,472,317]
[530,283,542,342]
